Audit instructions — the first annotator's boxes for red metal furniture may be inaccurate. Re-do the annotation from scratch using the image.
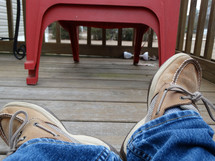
[25,0,180,85]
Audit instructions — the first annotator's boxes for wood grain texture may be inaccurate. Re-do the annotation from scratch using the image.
[0,54,215,157]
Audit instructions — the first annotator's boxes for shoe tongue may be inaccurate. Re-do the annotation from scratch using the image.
[180,104,199,114]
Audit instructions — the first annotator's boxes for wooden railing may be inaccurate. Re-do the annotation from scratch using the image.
[0,0,214,83]
[176,0,215,83]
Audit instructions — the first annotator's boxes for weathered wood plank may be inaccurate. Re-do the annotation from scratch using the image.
[0,66,157,76]
[0,78,151,90]
[0,58,158,74]
[0,78,213,91]
[191,55,215,84]
[0,63,158,72]
[0,100,146,123]
[0,70,154,81]
[200,79,215,92]
[0,86,214,104]
[0,84,215,103]
[0,86,148,103]
[0,58,158,70]
[0,54,214,158]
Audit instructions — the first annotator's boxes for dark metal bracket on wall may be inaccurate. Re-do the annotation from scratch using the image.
[0,0,26,60]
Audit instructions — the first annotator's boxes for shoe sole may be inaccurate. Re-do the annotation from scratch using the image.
[3,102,118,153]
[120,53,189,160]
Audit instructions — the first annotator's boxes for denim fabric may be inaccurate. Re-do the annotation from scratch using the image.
[4,138,122,161]
[126,110,215,161]
[4,110,215,161]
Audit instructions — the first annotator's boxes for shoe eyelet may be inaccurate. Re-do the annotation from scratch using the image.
[19,136,26,142]
[33,122,38,126]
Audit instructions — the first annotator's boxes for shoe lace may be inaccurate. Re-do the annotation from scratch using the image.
[8,110,28,154]
[7,110,59,155]
[157,84,215,122]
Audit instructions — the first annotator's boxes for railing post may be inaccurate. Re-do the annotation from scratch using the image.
[176,0,189,51]
[185,0,197,54]
[87,27,91,45]
[204,0,215,60]
[6,0,14,39]
[102,28,106,46]
[148,28,153,48]
[118,28,122,46]
[56,22,61,44]
[22,0,26,41]
[132,28,135,47]
[194,0,208,57]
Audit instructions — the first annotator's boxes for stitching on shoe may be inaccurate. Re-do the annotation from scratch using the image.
[171,58,188,84]
[172,58,193,84]
[195,61,202,90]
[173,58,201,90]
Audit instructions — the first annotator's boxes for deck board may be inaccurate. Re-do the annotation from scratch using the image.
[0,54,215,157]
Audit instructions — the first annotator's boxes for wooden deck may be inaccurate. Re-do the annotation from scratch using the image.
[0,54,215,159]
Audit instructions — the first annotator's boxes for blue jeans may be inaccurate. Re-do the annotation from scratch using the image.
[4,110,215,161]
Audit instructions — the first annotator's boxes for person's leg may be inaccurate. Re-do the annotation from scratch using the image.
[4,138,120,161]
[0,102,121,161]
[121,53,215,161]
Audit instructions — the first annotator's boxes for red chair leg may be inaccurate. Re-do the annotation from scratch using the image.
[24,0,47,85]
[60,21,80,63]
[133,25,149,65]
[26,67,39,85]
[26,46,42,85]
[69,25,80,63]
